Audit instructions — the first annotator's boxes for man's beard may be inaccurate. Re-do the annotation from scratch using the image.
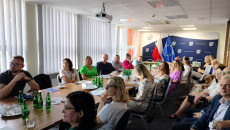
[10,69,21,74]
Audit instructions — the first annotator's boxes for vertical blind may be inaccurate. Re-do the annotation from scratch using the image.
[78,15,116,67]
[42,6,116,73]
[42,5,78,74]
[0,0,27,72]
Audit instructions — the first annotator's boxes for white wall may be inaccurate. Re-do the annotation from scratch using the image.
[139,26,226,64]
[26,3,39,76]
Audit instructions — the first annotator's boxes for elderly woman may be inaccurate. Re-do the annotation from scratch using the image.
[79,56,98,80]
[154,61,170,101]
[62,91,96,130]
[59,58,78,83]
[128,64,155,112]
[96,77,129,130]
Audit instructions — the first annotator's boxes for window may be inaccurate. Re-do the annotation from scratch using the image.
[0,0,27,72]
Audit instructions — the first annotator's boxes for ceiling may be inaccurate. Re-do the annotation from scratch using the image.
[26,0,230,31]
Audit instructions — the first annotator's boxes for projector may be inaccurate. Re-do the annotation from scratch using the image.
[96,12,113,22]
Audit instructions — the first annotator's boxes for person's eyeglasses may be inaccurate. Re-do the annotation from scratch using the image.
[63,106,75,111]
[10,62,23,67]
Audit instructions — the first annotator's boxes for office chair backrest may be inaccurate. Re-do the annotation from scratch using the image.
[57,74,62,83]
[78,71,83,81]
[112,109,131,130]
[33,74,52,90]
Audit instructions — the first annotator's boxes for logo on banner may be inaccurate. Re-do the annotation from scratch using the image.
[177,49,182,53]
[189,57,193,61]
[146,48,149,52]
[189,42,193,46]
[209,42,214,47]
[172,42,176,46]
[196,49,201,54]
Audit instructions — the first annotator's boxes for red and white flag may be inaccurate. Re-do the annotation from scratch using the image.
[152,37,163,61]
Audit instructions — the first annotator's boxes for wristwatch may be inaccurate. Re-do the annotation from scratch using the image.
[190,125,198,130]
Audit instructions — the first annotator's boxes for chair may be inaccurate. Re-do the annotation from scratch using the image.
[57,74,62,83]
[78,71,83,81]
[33,74,52,90]
[176,68,193,97]
[112,109,131,130]
[130,85,156,129]
[153,78,171,118]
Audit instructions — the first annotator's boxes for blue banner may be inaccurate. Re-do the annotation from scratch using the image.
[162,36,218,65]
[142,41,155,61]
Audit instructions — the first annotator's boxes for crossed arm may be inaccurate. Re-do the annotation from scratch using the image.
[0,72,39,99]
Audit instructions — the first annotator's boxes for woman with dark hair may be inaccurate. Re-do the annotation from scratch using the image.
[59,58,78,83]
[181,56,192,81]
[154,61,170,101]
[62,91,96,130]
[127,64,155,112]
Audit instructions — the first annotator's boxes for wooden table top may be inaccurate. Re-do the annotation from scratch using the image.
[0,77,137,130]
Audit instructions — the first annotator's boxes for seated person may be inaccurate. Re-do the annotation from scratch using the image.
[111,55,124,72]
[80,56,98,80]
[212,120,230,130]
[62,91,96,130]
[168,60,182,94]
[132,56,143,67]
[181,56,192,81]
[154,61,170,101]
[192,55,212,80]
[96,54,115,75]
[167,66,226,119]
[59,58,78,83]
[171,75,230,130]
[96,77,129,129]
[0,56,39,99]
[175,56,184,71]
[122,53,134,69]
[128,64,155,112]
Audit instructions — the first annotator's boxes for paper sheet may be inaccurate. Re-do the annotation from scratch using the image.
[90,88,106,96]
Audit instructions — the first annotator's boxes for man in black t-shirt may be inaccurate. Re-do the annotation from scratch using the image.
[0,56,39,99]
[96,54,115,75]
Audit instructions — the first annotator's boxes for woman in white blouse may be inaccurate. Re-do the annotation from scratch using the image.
[59,58,78,83]
[127,64,155,112]
[181,56,192,81]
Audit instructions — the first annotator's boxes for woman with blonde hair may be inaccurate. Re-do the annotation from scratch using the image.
[79,56,98,80]
[96,77,129,129]
[168,60,182,94]
[127,64,155,112]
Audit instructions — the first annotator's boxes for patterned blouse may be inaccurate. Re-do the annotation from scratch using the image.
[154,74,169,101]
[135,78,155,110]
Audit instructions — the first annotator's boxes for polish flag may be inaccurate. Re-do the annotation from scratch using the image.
[152,37,163,61]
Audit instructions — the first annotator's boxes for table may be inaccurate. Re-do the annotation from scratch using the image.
[0,77,137,129]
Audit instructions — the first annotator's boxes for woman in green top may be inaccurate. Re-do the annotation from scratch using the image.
[63,91,96,130]
[80,56,98,80]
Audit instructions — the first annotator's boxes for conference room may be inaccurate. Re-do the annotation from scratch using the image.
[0,0,230,130]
